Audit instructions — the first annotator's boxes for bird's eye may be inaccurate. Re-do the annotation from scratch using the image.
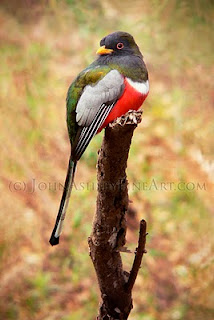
[117,42,124,50]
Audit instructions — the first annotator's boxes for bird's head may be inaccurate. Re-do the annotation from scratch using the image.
[96,31,142,58]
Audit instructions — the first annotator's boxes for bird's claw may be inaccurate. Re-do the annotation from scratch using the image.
[109,109,143,128]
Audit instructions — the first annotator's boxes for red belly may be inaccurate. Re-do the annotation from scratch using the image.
[98,78,148,132]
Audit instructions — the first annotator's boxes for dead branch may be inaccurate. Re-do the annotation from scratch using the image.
[125,220,147,293]
[88,110,147,320]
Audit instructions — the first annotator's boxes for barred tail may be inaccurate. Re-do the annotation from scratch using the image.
[49,157,77,246]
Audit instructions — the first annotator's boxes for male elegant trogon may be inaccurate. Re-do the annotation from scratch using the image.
[49,31,149,246]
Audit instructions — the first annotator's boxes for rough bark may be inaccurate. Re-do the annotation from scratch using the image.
[88,111,147,320]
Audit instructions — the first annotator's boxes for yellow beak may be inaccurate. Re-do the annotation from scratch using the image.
[96,46,113,55]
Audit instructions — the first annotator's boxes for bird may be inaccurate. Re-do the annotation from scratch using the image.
[49,31,149,246]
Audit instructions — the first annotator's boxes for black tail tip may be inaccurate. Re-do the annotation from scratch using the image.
[49,234,59,246]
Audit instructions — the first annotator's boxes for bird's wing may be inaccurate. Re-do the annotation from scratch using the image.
[75,69,124,126]
[71,102,115,160]
[67,68,125,160]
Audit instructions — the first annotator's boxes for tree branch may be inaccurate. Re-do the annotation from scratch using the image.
[125,220,147,293]
[88,110,147,320]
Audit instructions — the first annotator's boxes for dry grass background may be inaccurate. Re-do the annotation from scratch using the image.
[0,1,214,319]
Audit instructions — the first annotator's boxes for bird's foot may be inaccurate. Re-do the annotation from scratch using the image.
[109,109,143,128]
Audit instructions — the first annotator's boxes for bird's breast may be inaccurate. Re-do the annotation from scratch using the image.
[99,77,149,131]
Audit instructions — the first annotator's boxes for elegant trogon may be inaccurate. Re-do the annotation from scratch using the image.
[49,31,149,246]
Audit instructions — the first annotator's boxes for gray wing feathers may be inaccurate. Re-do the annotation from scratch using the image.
[76,70,124,126]
[72,103,115,160]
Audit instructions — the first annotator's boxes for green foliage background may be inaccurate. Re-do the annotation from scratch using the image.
[0,1,213,319]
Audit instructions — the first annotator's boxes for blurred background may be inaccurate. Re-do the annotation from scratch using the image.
[0,0,213,319]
